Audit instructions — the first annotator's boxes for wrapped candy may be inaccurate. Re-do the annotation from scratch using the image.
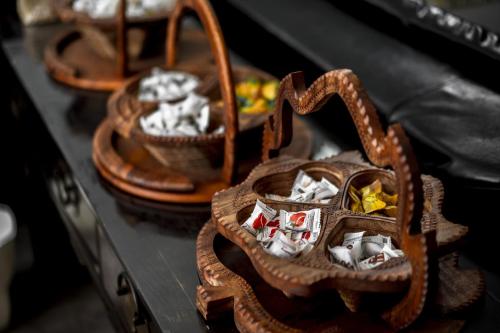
[73,0,176,19]
[138,68,200,102]
[139,93,221,137]
[265,170,339,204]
[328,232,404,271]
[349,179,398,217]
[241,201,321,258]
[235,77,279,114]
[241,200,277,236]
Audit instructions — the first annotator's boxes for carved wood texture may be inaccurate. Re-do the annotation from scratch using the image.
[210,70,477,329]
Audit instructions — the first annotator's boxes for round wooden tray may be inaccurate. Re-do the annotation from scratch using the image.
[53,0,171,29]
[92,116,313,204]
[196,221,483,333]
[43,27,210,91]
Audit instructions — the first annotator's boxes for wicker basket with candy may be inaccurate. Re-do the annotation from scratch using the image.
[107,0,283,179]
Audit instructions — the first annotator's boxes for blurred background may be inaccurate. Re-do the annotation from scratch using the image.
[0,0,499,332]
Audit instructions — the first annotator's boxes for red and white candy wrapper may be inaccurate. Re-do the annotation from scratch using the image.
[357,244,404,270]
[241,200,277,236]
[280,208,321,232]
[241,201,322,258]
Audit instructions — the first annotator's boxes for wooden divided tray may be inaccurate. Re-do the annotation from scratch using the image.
[207,69,483,330]
[196,219,483,333]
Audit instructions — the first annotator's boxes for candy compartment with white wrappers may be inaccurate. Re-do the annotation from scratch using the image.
[240,200,322,259]
[72,0,175,19]
[253,162,343,205]
[326,217,405,272]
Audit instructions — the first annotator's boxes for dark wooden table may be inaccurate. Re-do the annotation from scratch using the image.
[1,18,499,333]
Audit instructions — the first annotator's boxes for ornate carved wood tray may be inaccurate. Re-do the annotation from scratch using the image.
[209,69,482,329]
[196,219,483,333]
[44,0,207,91]
[93,117,312,203]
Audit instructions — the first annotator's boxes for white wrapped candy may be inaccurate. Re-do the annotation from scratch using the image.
[140,93,212,137]
[328,232,404,271]
[138,68,200,102]
[241,200,277,236]
[265,170,339,204]
[73,0,176,19]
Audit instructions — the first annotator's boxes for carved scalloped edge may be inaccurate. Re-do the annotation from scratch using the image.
[421,175,468,250]
[265,70,390,166]
[196,221,300,333]
[435,252,485,315]
[196,221,480,332]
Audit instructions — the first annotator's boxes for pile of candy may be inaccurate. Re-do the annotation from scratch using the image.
[328,231,404,271]
[349,179,398,217]
[73,0,175,18]
[138,68,200,102]
[265,170,339,204]
[242,200,321,258]
[140,93,223,136]
[235,77,279,114]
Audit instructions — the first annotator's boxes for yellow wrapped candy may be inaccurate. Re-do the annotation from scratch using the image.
[236,79,260,100]
[348,186,364,213]
[241,98,268,114]
[262,81,279,101]
[362,193,387,214]
[349,179,398,217]
[235,77,280,114]
[360,179,382,197]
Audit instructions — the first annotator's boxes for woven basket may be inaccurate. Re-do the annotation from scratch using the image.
[107,0,277,182]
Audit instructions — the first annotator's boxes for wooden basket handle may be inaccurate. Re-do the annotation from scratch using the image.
[263,70,430,329]
[116,0,128,78]
[165,0,238,184]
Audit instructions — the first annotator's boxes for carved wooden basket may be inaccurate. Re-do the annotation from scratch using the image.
[211,69,470,329]
[107,0,277,179]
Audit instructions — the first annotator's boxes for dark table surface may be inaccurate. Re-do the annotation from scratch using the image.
[1,16,500,333]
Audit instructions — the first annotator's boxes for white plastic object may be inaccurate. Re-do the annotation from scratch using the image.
[0,205,16,331]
